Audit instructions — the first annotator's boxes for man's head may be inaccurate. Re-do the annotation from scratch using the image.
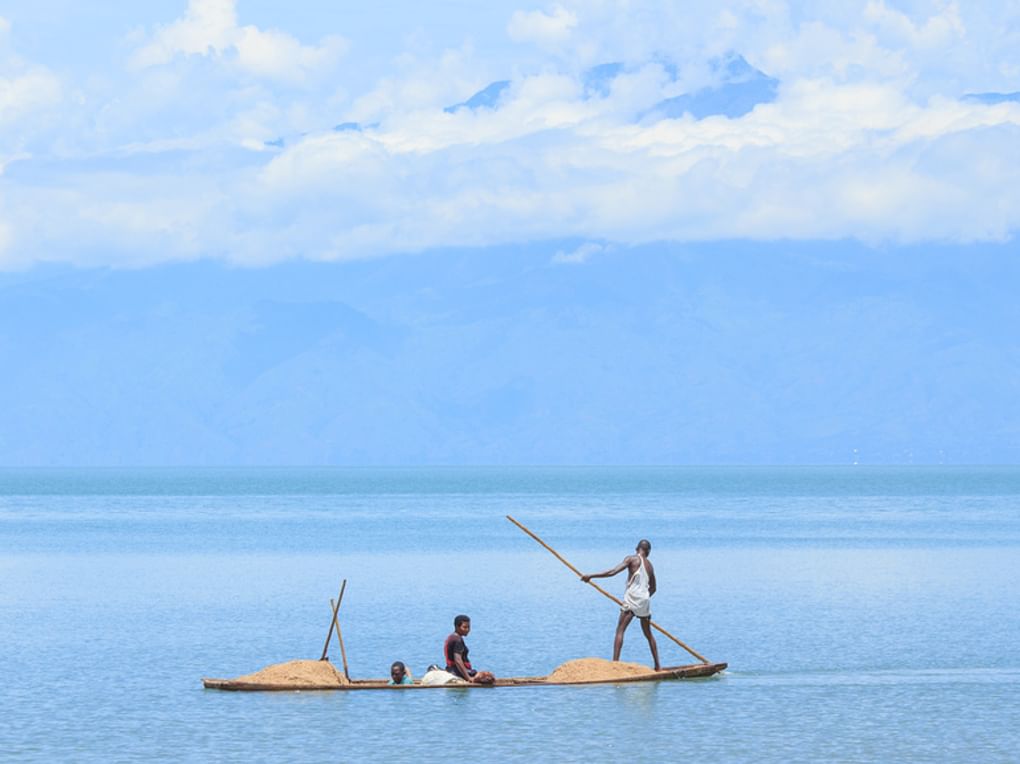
[454,614,471,635]
[390,661,407,683]
[636,539,651,556]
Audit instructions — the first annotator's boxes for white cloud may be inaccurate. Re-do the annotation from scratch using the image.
[234,26,346,83]
[348,45,490,124]
[132,0,346,84]
[508,5,578,46]
[760,20,913,82]
[864,1,964,50]
[552,242,606,264]
[512,1,1018,94]
[296,75,1020,247]
[3,1,1020,269]
[0,219,11,258]
[211,76,1017,263]
[0,67,61,125]
[6,69,1020,268]
[131,0,237,66]
[1,17,62,130]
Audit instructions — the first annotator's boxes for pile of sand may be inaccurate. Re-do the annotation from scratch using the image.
[232,659,350,687]
[547,657,653,683]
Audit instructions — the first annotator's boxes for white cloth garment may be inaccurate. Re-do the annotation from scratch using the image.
[621,556,651,617]
[420,669,466,686]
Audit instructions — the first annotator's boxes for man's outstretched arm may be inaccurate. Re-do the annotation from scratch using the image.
[581,557,631,582]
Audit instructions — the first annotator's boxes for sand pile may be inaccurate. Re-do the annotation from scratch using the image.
[547,657,653,683]
[233,659,350,687]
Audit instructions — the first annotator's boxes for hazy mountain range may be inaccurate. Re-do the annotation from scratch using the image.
[3,240,1017,466]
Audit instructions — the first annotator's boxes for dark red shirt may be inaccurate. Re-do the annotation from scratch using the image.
[444,633,473,677]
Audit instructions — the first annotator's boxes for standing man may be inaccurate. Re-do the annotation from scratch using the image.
[581,539,660,671]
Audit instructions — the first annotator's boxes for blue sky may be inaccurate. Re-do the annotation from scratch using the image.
[1,2,1018,464]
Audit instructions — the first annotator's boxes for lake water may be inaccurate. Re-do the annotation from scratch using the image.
[1,467,1018,762]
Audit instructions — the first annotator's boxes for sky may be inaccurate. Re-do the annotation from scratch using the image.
[1,1,1018,465]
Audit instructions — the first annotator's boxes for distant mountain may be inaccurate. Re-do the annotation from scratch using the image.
[2,241,1018,466]
[962,92,1020,105]
[642,53,778,121]
[441,53,778,123]
[582,62,625,98]
[262,121,363,151]
[444,80,511,113]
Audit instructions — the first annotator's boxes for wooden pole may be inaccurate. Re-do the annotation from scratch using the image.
[330,597,351,681]
[319,579,347,661]
[506,515,710,664]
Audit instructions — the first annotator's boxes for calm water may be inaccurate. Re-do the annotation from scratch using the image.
[1,467,1018,762]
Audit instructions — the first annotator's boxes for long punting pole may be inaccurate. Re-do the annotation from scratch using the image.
[319,579,347,661]
[506,515,710,664]
[329,597,351,681]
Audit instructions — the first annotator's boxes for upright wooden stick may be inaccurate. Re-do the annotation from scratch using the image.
[506,515,710,664]
[329,597,351,681]
[319,579,347,661]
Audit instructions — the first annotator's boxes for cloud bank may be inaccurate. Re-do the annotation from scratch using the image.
[508,5,579,47]
[131,0,347,83]
[1,1,1019,268]
[0,18,61,132]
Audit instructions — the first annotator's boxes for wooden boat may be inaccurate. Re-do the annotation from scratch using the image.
[202,661,727,691]
[205,521,729,693]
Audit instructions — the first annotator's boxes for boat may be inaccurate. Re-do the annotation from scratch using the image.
[204,519,728,692]
[202,661,727,691]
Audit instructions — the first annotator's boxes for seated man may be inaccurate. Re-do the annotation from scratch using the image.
[444,615,476,680]
[387,660,413,685]
[443,614,495,684]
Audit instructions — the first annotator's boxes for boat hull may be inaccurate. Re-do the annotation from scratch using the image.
[202,662,727,691]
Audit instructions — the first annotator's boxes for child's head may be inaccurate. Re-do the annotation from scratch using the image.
[454,614,471,635]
